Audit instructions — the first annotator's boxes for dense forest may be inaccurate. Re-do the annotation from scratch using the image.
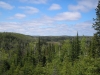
[0,0,100,75]
[0,32,99,75]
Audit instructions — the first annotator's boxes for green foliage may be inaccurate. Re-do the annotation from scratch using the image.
[93,0,100,57]
[80,36,87,56]
[93,0,100,37]
[0,32,100,75]
[90,34,100,58]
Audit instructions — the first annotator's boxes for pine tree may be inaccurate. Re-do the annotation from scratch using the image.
[75,32,80,58]
[70,32,80,62]
[93,0,100,37]
[93,0,100,58]
[37,37,42,63]
[91,34,100,58]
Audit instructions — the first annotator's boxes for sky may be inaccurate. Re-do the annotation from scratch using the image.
[0,0,98,36]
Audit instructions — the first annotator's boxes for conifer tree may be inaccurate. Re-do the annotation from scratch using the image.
[93,0,100,57]
[70,32,80,62]
[37,37,42,63]
[91,34,100,58]
[75,32,80,58]
[93,0,100,37]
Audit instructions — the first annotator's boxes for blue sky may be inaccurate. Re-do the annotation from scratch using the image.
[0,0,98,36]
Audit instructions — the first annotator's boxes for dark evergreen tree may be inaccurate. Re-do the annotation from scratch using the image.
[75,32,80,58]
[93,0,100,37]
[93,0,100,57]
[37,37,42,64]
[91,34,100,58]
[71,32,80,62]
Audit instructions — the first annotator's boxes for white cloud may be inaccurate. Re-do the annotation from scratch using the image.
[0,22,23,32]
[9,13,26,19]
[0,1,14,10]
[14,13,26,19]
[49,4,61,10]
[54,12,81,21]
[73,21,95,35]
[0,19,95,36]
[36,11,81,22]
[68,0,98,12]
[24,11,81,25]
[19,0,47,4]
[19,6,39,14]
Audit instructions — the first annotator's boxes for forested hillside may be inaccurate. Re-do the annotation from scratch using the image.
[0,32,100,75]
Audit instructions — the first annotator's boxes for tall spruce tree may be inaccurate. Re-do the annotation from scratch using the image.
[37,37,42,63]
[70,32,80,62]
[93,0,100,37]
[91,34,99,58]
[93,0,100,57]
[75,32,80,58]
